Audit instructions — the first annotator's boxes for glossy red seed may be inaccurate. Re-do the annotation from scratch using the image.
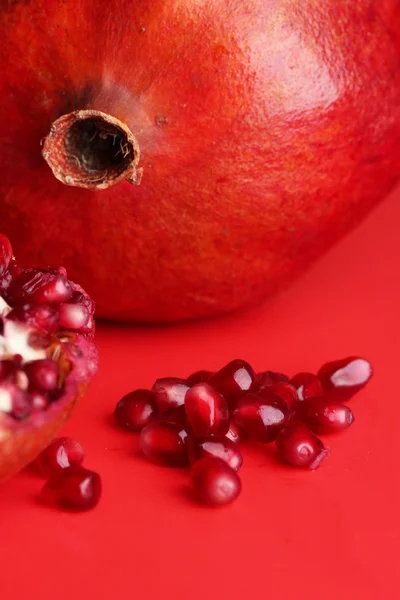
[9,270,73,305]
[114,389,157,432]
[30,391,49,411]
[275,425,329,469]
[58,303,89,329]
[188,435,243,471]
[37,437,85,477]
[190,457,241,506]
[318,357,372,400]
[0,234,13,273]
[233,392,289,443]
[185,382,230,438]
[225,420,247,444]
[258,370,289,388]
[41,468,101,511]
[156,405,188,428]
[24,359,59,392]
[140,421,188,466]
[187,370,214,386]
[151,377,190,412]
[8,303,59,333]
[1,382,31,420]
[298,397,355,434]
[291,372,323,401]
[260,381,297,406]
[209,359,258,409]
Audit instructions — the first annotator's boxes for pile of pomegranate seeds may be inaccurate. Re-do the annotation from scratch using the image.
[36,437,102,511]
[114,357,372,507]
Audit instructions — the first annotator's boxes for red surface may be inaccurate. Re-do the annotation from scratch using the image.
[2,184,400,599]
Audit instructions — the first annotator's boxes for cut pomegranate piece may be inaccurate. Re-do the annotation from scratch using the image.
[185,382,229,438]
[225,420,247,444]
[209,359,258,409]
[291,372,323,401]
[8,303,59,333]
[140,421,189,466]
[36,437,85,477]
[58,303,89,330]
[258,370,289,388]
[188,435,243,471]
[151,377,190,412]
[187,370,214,386]
[114,389,157,432]
[190,457,241,506]
[260,381,297,406]
[233,391,289,443]
[7,269,73,305]
[41,467,101,511]
[317,357,372,400]
[0,234,13,274]
[275,425,329,469]
[24,359,60,392]
[298,397,355,434]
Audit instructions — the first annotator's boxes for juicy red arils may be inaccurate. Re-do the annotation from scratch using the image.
[188,435,243,471]
[185,382,229,438]
[0,234,13,273]
[151,377,190,412]
[24,359,59,392]
[258,370,289,388]
[156,405,188,428]
[226,420,247,444]
[317,357,372,400]
[291,372,323,401]
[190,457,241,506]
[41,468,101,511]
[114,389,157,432]
[298,397,355,434]
[30,391,49,411]
[275,425,329,469]
[0,382,31,420]
[260,381,297,406]
[8,269,73,305]
[140,421,188,466]
[36,437,85,477]
[58,303,89,330]
[209,359,258,409]
[8,303,59,333]
[233,392,289,443]
[187,370,214,385]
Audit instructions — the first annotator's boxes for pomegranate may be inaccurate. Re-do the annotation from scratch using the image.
[209,359,258,409]
[140,420,189,467]
[233,392,290,443]
[1,2,399,323]
[0,234,98,481]
[188,435,243,472]
[151,378,190,412]
[298,398,355,434]
[318,357,373,400]
[36,436,85,478]
[190,457,242,506]
[184,382,230,438]
[41,467,102,511]
[275,425,329,470]
[114,389,157,432]
[291,373,323,401]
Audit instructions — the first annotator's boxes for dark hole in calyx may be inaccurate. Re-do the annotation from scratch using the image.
[65,118,135,175]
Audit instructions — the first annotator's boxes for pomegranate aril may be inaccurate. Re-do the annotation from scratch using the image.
[185,382,229,438]
[258,370,289,388]
[156,405,188,428]
[24,359,59,392]
[8,303,59,333]
[318,357,372,400]
[58,303,89,330]
[114,389,157,432]
[261,381,297,406]
[0,359,15,380]
[151,377,190,412]
[209,359,258,409]
[188,435,243,471]
[187,370,214,385]
[1,382,31,419]
[8,269,73,305]
[140,421,189,466]
[0,234,13,273]
[275,425,329,469]
[41,468,101,511]
[226,420,247,444]
[233,391,289,443]
[190,457,241,506]
[298,397,355,434]
[36,437,85,477]
[30,391,49,411]
[291,372,323,401]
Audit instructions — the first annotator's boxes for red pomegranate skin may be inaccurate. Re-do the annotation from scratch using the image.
[0,1,399,322]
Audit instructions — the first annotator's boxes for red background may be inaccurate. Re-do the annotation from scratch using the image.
[2,185,400,599]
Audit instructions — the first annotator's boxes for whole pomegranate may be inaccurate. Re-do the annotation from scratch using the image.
[0,1,399,322]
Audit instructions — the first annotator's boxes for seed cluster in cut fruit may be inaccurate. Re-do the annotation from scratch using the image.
[35,437,102,511]
[113,357,372,506]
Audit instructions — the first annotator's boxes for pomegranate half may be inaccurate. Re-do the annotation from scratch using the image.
[0,1,399,322]
[0,234,98,481]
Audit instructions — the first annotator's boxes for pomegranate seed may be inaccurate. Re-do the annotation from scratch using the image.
[156,405,188,427]
[225,420,247,443]
[188,435,243,471]
[291,372,323,401]
[114,389,157,432]
[187,370,214,385]
[9,269,73,305]
[24,359,59,392]
[30,391,49,411]
[209,359,258,409]
[298,397,355,434]
[70,291,95,314]
[41,468,101,511]
[140,421,188,466]
[233,391,289,443]
[0,359,15,380]
[0,381,31,419]
[8,303,59,333]
[260,381,297,406]
[275,425,329,469]
[258,370,289,388]
[151,377,190,412]
[58,303,89,330]
[185,382,230,438]
[0,234,13,273]
[318,357,372,400]
[190,457,241,506]
[37,437,85,477]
